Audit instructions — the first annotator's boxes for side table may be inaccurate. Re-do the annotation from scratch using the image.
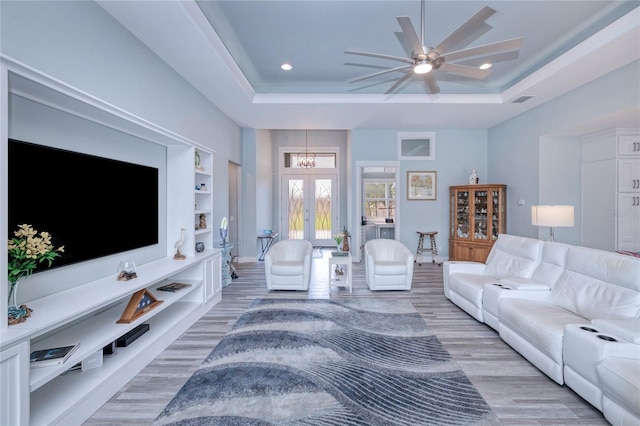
[329,252,352,293]
[258,232,279,261]
[219,242,235,287]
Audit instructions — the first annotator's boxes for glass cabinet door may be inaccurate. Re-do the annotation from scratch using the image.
[474,190,488,240]
[491,189,501,240]
[455,190,470,239]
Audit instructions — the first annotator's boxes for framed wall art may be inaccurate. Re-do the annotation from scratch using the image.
[397,132,436,160]
[407,171,437,201]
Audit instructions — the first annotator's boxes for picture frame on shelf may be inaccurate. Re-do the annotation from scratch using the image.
[407,171,437,201]
[397,132,436,160]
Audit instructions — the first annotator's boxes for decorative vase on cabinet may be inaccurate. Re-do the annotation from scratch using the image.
[449,184,506,262]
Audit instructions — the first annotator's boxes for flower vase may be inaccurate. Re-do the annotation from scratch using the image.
[7,279,31,325]
[336,244,342,253]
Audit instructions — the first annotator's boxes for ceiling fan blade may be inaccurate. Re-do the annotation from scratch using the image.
[345,49,414,64]
[439,63,491,79]
[456,50,520,67]
[385,71,414,95]
[396,16,424,55]
[444,37,523,63]
[349,65,413,83]
[432,6,496,55]
[422,73,440,94]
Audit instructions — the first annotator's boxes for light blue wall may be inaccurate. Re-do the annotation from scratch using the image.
[488,60,640,243]
[351,128,488,257]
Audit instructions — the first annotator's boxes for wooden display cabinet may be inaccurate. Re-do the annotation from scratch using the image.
[449,184,507,262]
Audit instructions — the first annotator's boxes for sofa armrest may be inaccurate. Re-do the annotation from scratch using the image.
[592,318,640,344]
[444,261,487,275]
[499,277,551,291]
[443,261,487,299]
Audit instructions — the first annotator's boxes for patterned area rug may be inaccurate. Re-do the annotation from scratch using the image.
[154,298,500,425]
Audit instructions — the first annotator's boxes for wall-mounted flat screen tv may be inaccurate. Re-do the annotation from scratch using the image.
[8,139,159,272]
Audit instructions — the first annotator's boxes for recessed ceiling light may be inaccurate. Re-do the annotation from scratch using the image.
[479,63,492,70]
[281,63,292,71]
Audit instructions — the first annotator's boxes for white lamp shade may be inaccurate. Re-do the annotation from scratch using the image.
[531,205,575,227]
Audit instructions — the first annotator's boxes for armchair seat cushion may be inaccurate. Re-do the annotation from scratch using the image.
[374,261,408,275]
[271,261,305,276]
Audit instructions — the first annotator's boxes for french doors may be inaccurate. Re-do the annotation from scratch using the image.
[281,175,337,246]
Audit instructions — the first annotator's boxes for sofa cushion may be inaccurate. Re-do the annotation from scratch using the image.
[529,242,570,286]
[598,357,640,418]
[450,273,499,302]
[500,298,589,364]
[549,247,640,320]
[484,234,543,279]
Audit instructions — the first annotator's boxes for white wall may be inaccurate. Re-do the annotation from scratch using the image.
[488,60,640,243]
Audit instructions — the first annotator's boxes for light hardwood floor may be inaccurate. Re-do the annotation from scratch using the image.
[84,250,608,425]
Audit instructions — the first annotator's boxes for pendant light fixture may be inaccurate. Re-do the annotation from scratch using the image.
[297,129,316,168]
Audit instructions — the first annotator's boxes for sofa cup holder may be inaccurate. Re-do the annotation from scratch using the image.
[492,283,511,290]
[596,335,617,342]
[580,326,598,333]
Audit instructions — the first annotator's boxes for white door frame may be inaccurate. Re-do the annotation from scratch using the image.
[279,146,341,246]
[355,161,400,262]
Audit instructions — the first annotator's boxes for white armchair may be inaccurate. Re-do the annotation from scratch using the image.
[264,239,313,291]
[364,239,414,290]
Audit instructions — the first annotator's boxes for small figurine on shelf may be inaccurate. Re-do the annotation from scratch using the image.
[173,228,186,260]
[199,214,207,230]
[469,168,478,184]
[195,150,204,171]
[342,226,350,253]
[220,217,228,245]
[117,260,138,281]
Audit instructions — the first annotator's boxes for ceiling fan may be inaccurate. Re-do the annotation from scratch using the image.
[345,1,523,94]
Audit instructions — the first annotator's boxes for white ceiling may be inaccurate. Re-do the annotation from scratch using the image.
[98,1,640,131]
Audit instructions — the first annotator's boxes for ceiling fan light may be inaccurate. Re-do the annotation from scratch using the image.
[413,61,432,74]
[479,63,492,70]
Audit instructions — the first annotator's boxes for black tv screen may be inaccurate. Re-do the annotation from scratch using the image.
[8,139,159,271]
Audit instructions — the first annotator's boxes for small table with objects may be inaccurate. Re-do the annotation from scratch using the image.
[329,251,352,293]
[257,232,279,261]
[219,242,236,287]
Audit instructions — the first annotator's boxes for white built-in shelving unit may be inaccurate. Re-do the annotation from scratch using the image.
[0,56,222,425]
[582,128,640,252]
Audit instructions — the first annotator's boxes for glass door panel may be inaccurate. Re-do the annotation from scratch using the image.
[314,179,332,240]
[491,189,500,240]
[474,190,488,240]
[286,178,305,240]
[282,175,337,246]
[456,190,470,239]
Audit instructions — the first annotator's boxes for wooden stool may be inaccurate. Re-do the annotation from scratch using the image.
[416,231,440,266]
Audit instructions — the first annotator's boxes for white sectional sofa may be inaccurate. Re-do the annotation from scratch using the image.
[443,234,640,425]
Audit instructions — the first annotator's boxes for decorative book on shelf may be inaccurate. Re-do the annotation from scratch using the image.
[117,288,163,324]
[157,282,192,292]
[30,343,80,369]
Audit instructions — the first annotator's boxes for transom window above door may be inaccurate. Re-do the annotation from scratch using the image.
[284,152,336,169]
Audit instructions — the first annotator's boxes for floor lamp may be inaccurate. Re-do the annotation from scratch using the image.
[531,205,574,242]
